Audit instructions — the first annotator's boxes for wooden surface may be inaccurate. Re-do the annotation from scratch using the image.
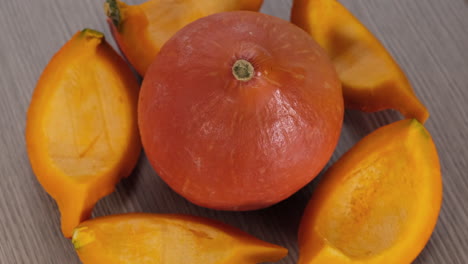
[1,0,467,263]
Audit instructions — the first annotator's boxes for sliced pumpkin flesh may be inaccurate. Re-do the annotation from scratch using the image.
[72,213,288,264]
[291,0,429,123]
[298,119,442,264]
[26,29,141,237]
[104,0,264,75]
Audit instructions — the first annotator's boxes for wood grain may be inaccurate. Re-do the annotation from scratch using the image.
[0,0,467,263]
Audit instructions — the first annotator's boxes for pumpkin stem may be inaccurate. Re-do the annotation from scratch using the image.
[105,0,122,30]
[72,227,95,250]
[80,28,104,39]
[232,59,255,81]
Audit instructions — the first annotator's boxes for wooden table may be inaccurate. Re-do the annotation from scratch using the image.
[1,0,467,263]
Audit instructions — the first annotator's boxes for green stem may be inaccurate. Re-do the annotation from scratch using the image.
[105,0,121,29]
[80,28,104,39]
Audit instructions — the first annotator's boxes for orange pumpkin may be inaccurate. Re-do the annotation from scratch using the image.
[138,11,344,210]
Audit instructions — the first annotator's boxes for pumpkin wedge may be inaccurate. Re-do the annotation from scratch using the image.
[298,119,442,264]
[291,0,429,123]
[26,29,141,237]
[105,0,264,76]
[72,213,288,263]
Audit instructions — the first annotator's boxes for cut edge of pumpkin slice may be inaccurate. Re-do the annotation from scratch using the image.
[26,29,141,238]
[72,213,288,263]
[291,0,429,123]
[298,119,442,264]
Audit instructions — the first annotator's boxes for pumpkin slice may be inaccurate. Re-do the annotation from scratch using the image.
[104,0,264,76]
[291,0,429,123]
[72,213,288,263]
[26,29,141,237]
[298,119,442,264]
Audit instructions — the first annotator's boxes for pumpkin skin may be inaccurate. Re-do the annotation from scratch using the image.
[138,11,343,210]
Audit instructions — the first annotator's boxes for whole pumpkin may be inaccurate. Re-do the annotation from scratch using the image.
[138,11,343,210]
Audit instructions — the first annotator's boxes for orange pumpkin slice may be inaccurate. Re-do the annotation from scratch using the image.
[298,119,442,264]
[72,213,288,263]
[291,0,429,123]
[105,0,264,76]
[26,29,141,237]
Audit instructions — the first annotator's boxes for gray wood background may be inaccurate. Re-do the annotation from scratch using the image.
[1,0,467,263]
